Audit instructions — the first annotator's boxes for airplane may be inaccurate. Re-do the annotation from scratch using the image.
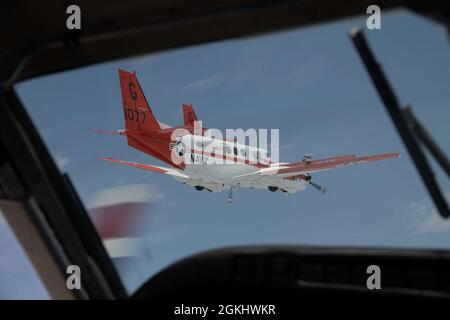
[100,69,400,203]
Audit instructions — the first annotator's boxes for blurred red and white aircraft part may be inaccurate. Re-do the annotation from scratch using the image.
[89,184,161,258]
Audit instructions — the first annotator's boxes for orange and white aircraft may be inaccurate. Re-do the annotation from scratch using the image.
[100,69,400,203]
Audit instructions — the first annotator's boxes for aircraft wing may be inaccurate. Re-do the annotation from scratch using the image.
[236,152,400,179]
[100,157,189,179]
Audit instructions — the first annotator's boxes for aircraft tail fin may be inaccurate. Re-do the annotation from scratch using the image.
[118,69,161,131]
[182,104,198,126]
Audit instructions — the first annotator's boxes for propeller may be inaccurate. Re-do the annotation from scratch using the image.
[227,185,240,205]
[309,181,327,194]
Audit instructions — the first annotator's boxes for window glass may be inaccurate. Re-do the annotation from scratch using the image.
[0,211,49,299]
[15,9,450,294]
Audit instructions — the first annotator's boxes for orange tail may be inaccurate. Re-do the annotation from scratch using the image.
[118,69,161,131]
[182,104,198,126]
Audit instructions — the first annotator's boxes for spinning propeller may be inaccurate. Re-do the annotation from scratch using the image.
[303,154,327,194]
[309,181,327,194]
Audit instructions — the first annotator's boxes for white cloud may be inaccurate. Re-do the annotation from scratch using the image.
[182,73,226,93]
[409,191,450,234]
[286,56,327,89]
[279,141,295,151]
[55,155,70,170]
[115,178,126,185]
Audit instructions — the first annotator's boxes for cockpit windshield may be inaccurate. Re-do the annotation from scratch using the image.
[14,9,450,295]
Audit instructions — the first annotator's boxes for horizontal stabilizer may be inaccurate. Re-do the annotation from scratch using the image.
[94,129,129,136]
[100,157,189,179]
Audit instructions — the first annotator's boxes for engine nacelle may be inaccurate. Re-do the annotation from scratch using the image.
[303,154,313,164]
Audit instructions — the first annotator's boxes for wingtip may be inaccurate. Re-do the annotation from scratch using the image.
[379,152,401,159]
[92,129,111,135]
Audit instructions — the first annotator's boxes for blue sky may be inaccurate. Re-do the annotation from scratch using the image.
[2,9,449,296]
